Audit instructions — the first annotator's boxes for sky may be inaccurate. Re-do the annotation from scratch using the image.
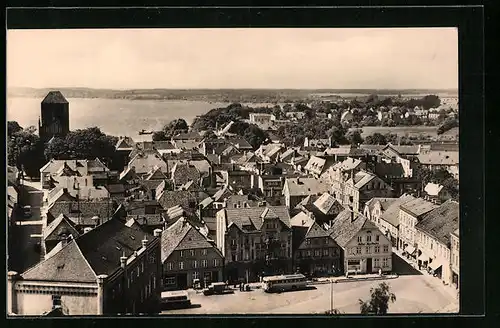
[7,28,458,90]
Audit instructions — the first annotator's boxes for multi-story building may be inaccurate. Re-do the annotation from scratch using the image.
[216,206,292,283]
[398,198,438,255]
[415,200,459,285]
[328,209,393,274]
[160,218,224,290]
[292,221,341,276]
[341,170,394,214]
[282,177,330,209]
[8,218,162,315]
[364,194,416,248]
[450,228,460,290]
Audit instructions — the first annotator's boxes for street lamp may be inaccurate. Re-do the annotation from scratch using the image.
[330,279,338,314]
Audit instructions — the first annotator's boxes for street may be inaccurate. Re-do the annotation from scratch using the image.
[8,184,44,274]
[162,253,458,315]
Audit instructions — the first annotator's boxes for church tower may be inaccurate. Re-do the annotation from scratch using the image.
[39,91,70,142]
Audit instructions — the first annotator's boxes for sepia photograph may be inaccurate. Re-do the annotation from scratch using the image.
[7,27,460,316]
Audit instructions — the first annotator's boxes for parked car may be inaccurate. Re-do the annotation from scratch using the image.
[203,282,233,296]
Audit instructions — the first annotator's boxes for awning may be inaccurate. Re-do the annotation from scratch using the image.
[404,245,416,255]
[428,258,444,271]
[418,252,431,262]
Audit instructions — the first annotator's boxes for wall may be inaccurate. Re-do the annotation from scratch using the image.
[398,209,417,248]
[417,230,451,284]
[14,282,97,315]
[450,233,459,275]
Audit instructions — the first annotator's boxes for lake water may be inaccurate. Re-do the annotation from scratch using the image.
[7,97,228,137]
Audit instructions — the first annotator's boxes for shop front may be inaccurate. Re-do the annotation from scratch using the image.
[417,251,431,270]
[403,244,416,260]
[427,258,444,279]
[451,269,459,289]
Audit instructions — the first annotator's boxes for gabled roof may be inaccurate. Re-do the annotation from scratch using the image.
[128,151,168,175]
[417,150,459,166]
[213,186,233,202]
[223,206,291,231]
[379,194,416,226]
[43,213,80,240]
[304,156,327,174]
[22,241,97,283]
[415,200,459,246]
[161,218,219,262]
[366,197,399,212]
[400,198,439,218]
[144,166,168,181]
[332,157,363,172]
[328,210,374,248]
[157,190,197,211]
[284,177,329,197]
[47,199,115,225]
[228,137,253,150]
[290,212,315,228]
[172,162,201,186]
[41,91,68,104]
[304,221,331,239]
[351,170,377,189]
[374,162,405,179]
[115,137,135,150]
[313,192,344,216]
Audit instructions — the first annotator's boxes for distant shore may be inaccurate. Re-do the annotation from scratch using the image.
[7,87,458,104]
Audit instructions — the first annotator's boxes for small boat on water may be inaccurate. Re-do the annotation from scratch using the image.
[138,129,153,135]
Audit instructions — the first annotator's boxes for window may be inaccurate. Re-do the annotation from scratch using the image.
[179,262,184,270]
[374,246,380,253]
[167,262,173,270]
[136,266,140,277]
[141,260,144,273]
[366,235,372,242]
[231,239,236,246]
[164,277,176,286]
[324,238,329,244]
[306,239,311,245]
[202,259,207,267]
[190,250,195,256]
[375,235,380,242]
[356,247,362,254]
[52,295,62,307]
[202,249,207,256]
[314,249,321,257]
[214,259,219,267]
[357,236,362,243]
[307,250,311,257]
[383,258,389,267]
[365,246,371,254]
[374,258,380,268]
[179,250,184,257]
[193,271,200,280]
[323,249,329,256]
[193,260,198,268]
[383,245,389,253]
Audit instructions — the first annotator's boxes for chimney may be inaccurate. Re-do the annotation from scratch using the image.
[120,252,127,269]
[153,229,162,237]
[142,235,148,248]
[350,207,356,222]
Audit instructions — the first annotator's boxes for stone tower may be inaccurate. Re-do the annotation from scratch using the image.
[39,91,70,142]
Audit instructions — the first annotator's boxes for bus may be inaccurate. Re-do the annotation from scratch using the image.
[262,274,308,293]
[160,291,191,309]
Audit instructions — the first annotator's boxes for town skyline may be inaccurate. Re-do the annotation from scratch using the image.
[7,28,458,90]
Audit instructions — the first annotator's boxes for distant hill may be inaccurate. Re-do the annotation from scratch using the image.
[7,87,458,103]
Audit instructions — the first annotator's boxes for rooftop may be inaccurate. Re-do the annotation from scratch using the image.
[41,91,68,104]
[415,200,459,246]
[400,198,439,218]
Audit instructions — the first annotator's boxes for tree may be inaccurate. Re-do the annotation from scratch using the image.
[8,121,23,136]
[421,95,441,110]
[152,130,168,141]
[345,129,364,145]
[44,127,118,166]
[228,121,268,149]
[8,129,45,178]
[161,118,189,138]
[437,118,459,135]
[359,282,397,315]
[364,132,387,145]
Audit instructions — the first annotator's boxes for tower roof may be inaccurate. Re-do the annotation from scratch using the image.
[42,91,69,104]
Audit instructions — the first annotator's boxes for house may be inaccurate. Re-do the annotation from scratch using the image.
[303,137,333,150]
[216,206,293,282]
[125,199,163,216]
[328,209,393,274]
[105,183,126,200]
[39,159,111,190]
[126,151,168,176]
[415,200,459,285]
[43,213,81,255]
[304,155,332,177]
[364,194,415,247]
[224,194,259,209]
[341,170,394,213]
[157,190,197,214]
[160,218,224,290]
[285,111,306,120]
[340,110,354,123]
[450,228,459,290]
[282,177,330,209]
[7,186,19,227]
[398,198,438,255]
[249,113,275,125]
[296,192,344,226]
[7,218,162,315]
[423,183,452,204]
[171,162,201,188]
[227,137,254,151]
[417,150,459,173]
[255,144,284,163]
[125,214,165,235]
[46,199,116,231]
[227,169,253,190]
[325,145,369,162]
[114,137,136,171]
[293,221,341,277]
[372,162,421,197]
[171,131,203,142]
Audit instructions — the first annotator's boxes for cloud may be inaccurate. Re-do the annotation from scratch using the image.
[7,28,457,89]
